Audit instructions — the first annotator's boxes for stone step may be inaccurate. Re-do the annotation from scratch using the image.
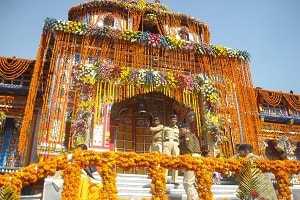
[20,194,42,200]
[118,193,238,200]
[39,173,300,200]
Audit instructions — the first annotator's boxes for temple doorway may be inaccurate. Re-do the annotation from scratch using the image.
[110,92,193,173]
[110,92,192,153]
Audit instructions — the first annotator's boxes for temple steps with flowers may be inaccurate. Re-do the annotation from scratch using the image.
[113,174,239,200]
[21,174,238,200]
[18,173,300,199]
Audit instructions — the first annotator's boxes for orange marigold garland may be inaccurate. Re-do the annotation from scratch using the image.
[148,166,167,200]
[0,175,22,198]
[98,164,118,200]
[275,172,291,200]
[1,151,300,200]
[0,56,33,80]
[18,33,50,156]
[195,168,213,200]
[61,163,81,200]
[257,160,299,200]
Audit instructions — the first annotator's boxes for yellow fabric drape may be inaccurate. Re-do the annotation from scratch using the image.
[79,171,103,200]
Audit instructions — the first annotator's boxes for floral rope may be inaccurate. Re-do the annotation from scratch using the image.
[195,168,213,200]
[71,60,222,142]
[0,56,33,80]
[69,0,170,17]
[258,89,300,112]
[0,151,298,200]
[43,18,250,61]
[98,164,118,200]
[148,166,168,200]
[61,163,81,200]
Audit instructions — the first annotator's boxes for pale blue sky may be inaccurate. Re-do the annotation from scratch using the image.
[0,0,299,93]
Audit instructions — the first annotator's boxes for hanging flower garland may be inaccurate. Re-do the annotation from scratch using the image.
[61,163,81,200]
[71,64,95,147]
[44,18,250,61]
[73,59,222,137]
[75,61,218,95]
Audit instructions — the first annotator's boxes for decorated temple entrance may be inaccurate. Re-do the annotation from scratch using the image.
[110,92,192,153]
[110,92,194,174]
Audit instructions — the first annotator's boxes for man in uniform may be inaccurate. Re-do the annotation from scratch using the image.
[149,116,164,153]
[163,114,180,184]
[179,111,201,200]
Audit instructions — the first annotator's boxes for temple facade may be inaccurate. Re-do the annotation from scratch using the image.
[0,0,299,171]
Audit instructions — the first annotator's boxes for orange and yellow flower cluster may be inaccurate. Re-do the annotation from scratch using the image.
[0,151,300,200]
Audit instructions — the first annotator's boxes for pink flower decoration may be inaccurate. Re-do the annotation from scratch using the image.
[176,74,195,90]
[148,33,161,47]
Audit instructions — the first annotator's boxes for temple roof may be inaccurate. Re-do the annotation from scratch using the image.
[256,88,300,111]
[68,0,209,32]
[256,88,300,126]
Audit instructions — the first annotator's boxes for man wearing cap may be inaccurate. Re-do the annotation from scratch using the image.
[149,116,164,153]
[179,111,201,200]
[163,114,180,184]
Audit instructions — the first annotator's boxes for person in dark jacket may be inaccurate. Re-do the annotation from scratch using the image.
[179,111,201,200]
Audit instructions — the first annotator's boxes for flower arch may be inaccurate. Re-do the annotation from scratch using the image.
[69,58,222,150]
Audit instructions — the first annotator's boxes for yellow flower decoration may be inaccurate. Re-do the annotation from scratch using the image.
[79,100,95,111]
[120,67,131,82]
[80,76,96,85]
[166,72,177,87]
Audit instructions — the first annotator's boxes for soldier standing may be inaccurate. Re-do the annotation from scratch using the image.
[149,116,164,153]
[179,111,201,200]
[163,114,180,184]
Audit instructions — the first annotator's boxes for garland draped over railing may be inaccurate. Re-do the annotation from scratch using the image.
[0,56,34,80]
[0,151,299,200]
[257,89,300,112]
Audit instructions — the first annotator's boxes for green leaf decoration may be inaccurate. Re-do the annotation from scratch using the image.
[237,161,277,200]
[0,186,18,200]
